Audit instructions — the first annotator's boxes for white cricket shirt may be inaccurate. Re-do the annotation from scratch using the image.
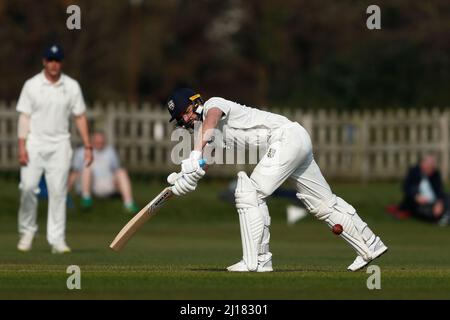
[202,97,291,149]
[16,71,86,144]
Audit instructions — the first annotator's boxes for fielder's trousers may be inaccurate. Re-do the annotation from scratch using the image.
[18,139,73,245]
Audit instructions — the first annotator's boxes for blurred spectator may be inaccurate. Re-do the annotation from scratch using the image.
[68,131,139,214]
[392,154,450,226]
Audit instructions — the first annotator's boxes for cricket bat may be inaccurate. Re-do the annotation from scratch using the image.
[109,159,206,251]
[109,186,174,251]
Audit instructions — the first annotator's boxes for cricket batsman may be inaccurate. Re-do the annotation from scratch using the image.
[166,88,388,272]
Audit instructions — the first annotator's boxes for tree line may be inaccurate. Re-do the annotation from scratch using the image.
[1,0,448,110]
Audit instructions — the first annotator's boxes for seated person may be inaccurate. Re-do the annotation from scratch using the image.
[68,131,139,214]
[398,154,449,226]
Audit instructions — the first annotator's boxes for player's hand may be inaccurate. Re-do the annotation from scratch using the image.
[167,172,182,185]
[415,195,429,205]
[183,168,206,185]
[433,200,444,218]
[168,169,205,196]
[181,150,202,174]
[167,172,188,196]
[171,176,196,196]
[84,147,94,167]
[18,147,29,166]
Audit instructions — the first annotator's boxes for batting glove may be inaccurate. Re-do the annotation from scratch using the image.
[181,151,202,174]
[167,168,206,196]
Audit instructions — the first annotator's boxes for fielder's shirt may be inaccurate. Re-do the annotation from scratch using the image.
[16,71,86,144]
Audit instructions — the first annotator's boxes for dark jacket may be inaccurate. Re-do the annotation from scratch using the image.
[400,165,445,210]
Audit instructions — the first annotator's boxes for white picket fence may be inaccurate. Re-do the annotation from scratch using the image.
[1,101,449,181]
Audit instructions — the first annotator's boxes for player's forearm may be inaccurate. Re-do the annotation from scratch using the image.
[18,138,26,150]
[75,114,92,147]
[17,137,28,165]
[194,109,222,153]
[194,123,215,152]
[17,113,30,140]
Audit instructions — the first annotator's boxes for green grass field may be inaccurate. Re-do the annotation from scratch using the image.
[0,176,449,300]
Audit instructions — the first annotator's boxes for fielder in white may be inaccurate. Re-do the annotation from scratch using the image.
[16,44,93,253]
[166,88,388,272]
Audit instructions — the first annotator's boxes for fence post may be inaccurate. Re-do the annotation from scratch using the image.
[359,110,370,183]
[105,101,116,146]
[440,109,449,182]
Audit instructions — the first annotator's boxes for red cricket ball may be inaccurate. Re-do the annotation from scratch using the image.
[332,224,343,235]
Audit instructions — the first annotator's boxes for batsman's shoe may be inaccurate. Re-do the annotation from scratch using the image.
[227,255,273,272]
[17,232,35,252]
[347,236,388,271]
[227,260,250,272]
[51,242,72,254]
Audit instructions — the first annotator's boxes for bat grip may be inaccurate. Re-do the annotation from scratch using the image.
[199,158,207,168]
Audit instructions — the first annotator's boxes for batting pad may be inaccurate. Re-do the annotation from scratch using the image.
[235,172,265,271]
[302,194,372,261]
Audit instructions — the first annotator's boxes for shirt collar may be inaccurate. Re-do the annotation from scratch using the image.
[40,70,65,87]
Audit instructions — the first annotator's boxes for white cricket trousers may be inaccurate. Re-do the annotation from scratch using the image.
[250,122,333,208]
[18,139,73,245]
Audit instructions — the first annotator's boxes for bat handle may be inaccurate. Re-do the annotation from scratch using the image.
[199,159,207,168]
